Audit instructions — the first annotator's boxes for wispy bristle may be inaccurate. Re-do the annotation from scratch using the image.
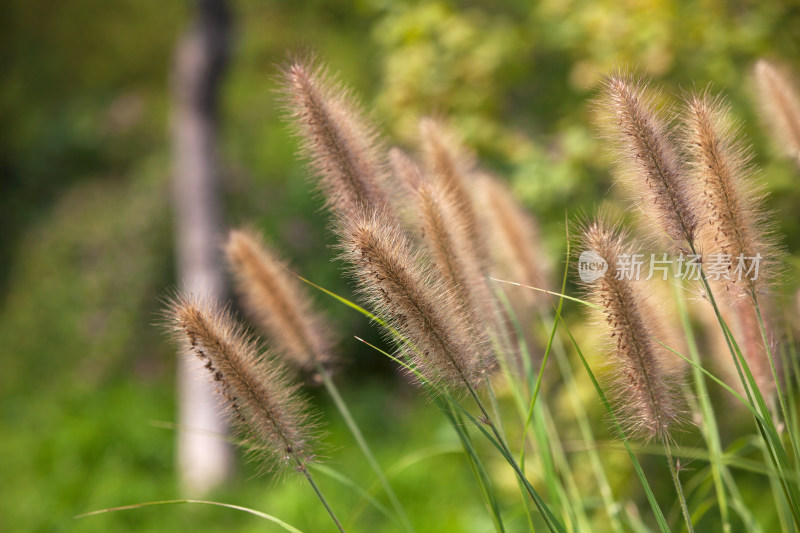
[418,118,487,263]
[165,293,316,472]
[579,220,684,441]
[280,56,389,214]
[754,59,800,162]
[475,173,551,306]
[683,91,780,395]
[731,296,776,397]
[337,208,492,390]
[600,73,698,249]
[684,92,778,293]
[225,229,334,371]
[414,178,495,333]
[389,147,424,193]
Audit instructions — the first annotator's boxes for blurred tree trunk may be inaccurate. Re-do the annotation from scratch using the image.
[170,0,233,495]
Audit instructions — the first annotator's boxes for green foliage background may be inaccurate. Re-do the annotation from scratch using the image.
[2,0,800,531]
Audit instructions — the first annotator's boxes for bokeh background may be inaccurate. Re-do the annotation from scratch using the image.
[3,1,800,531]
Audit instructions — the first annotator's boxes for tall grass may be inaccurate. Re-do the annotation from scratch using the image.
[82,56,800,532]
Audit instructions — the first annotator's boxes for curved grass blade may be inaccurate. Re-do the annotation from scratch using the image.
[309,464,397,527]
[76,500,304,533]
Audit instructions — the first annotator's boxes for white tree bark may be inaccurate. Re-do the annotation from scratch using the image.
[171,0,233,496]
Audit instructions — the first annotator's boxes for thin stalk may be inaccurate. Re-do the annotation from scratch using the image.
[720,467,763,532]
[684,245,800,525]
[673,281,732,532]
[751,292,800,462]
[441,398,508,533]
[314,360,414,533]
[461,379,566,533]
[551,328,624,533]
[484,301,543,531]
[309,464,394,525]
[717,315,800,527]
[759,437,793,532]
[783,325,800,454]
[539,402,593,532]
[76,500,305,533]
[490,302,570,524]
[353,335,508,532]
[296,458,347,533]
[559,317,671,533]
[664,440,694,533]
[531,400,575,529]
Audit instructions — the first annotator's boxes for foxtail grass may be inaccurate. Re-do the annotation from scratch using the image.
[578,220,686,442]
[337,207,492,390]
[130,55,800,533]
[225,228,415,532]
[600,72,698,249]
[164,292,346,532]
[279,55,390,215]
[754,59,800,164]
[226,229,334,371]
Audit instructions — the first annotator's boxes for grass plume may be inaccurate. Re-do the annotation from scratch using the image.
[337,207,492,390]
[600,73,698,249]
[389,147,424,193]
[280,55,389,214]
[413,177,496,337]
[225,229,334,371]
[683,90,775,295]
[418,118,487,264]
[165,292,317,473]
[476,173,551,306]
[579,220,685,441]
[754,59,800,163]
[683,90,780,395]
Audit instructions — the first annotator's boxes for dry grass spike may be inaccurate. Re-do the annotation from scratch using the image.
[280,55,390,215]
[418,118,488,265]
[225,228,334,372]
[683,90,776,296]
[754,59,800,163]
[579,219,685,441]
[414,177,496,338]
[600,72,698,250]
[475,173,551,308]
[683,90,780,396]
[337,207,492,391]
[165,292,317,473]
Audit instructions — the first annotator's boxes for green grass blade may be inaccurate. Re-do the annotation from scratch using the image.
[309,464,396,527]
[559,317,671,533]
[315,362,415,533]
[76,500,304,533]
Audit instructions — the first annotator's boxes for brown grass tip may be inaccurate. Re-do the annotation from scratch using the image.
[164,292,318,473]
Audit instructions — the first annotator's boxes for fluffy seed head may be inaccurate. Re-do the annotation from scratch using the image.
[225,229,334,371]
[475,173,551,307]
[418,118,488,265]
[730,296,778,397]
[600,73,698,249]
[683,91,777,296]
[337,208,492,390]
[414,178,496,334]
[280,56,389,214]
[165,293,316,472]
[579,220,684,441]
[754,59,800,162]
[389,147,424,193]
